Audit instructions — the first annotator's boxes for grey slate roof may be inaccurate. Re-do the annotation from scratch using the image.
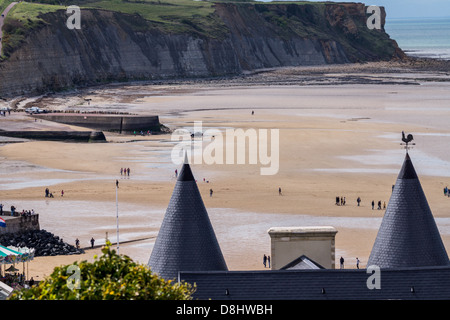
[179,266,450,300]
[148,161,228,280]
[367,153,450,268]
[280,255,324,270]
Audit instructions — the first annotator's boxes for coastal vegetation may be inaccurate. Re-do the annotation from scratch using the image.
[8,241,195,300]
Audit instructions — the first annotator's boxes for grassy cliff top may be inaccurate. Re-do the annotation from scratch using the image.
[1,0,329,26]
[0,0,328,51]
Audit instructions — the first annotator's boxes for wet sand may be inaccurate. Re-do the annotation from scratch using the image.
[2,62,450,280]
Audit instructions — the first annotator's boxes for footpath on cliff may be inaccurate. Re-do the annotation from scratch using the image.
[0,2,17,55]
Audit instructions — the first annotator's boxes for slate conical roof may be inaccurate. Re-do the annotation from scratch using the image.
[367,153,450,268]
[148,160,228,279]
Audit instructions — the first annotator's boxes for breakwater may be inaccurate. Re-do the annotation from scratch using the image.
[0,229,84,256]
[32,113,161,133]
[0,130,106,142]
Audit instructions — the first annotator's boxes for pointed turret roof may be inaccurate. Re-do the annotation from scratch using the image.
[367,153,450,268]
[148,160,228,279]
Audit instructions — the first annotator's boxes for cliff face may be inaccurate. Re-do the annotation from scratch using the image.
[0,2,404,97]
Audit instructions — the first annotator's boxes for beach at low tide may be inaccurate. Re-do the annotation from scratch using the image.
[1,62,450,280]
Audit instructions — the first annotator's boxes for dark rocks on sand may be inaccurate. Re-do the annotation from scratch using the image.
[0,229,84,256]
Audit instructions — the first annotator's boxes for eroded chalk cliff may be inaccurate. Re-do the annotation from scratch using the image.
[0,2,404,97]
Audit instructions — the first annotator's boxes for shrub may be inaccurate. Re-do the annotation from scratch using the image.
[8,241,195,300]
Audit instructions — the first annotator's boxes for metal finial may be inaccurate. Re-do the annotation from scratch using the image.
[400,131,415,153]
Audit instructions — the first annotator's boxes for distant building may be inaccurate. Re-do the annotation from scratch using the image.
[268,226,337,269]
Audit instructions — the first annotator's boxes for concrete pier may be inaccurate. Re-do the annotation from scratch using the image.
[32,113,161,133]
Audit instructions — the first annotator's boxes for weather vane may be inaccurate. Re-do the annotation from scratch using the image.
[401,131,415,153]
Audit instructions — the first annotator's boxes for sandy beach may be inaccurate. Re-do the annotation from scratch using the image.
[1,60,450,281]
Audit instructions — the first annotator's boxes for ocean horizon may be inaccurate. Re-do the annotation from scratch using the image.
[385,16,450,60]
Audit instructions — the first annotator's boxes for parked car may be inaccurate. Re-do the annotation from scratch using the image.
[25,106,46,114]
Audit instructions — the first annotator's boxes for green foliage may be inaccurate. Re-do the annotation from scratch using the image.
[8,241,195,300]
[0,0,13,13]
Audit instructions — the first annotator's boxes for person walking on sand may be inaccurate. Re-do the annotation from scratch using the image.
[61,190,64,197]
[357,197,361,206]
[340,256,345,269]
[356,257,360,269]
[210,189,213,197]
[263,254,267,268]
[372,200,375,210]
[75,238,80,249]
[279,187,282,196]
[127,168,130,176]
[90,237,95,248]
[268,256,271,268]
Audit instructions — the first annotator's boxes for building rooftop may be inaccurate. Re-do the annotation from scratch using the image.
[179,265,450,300]
[148,160,227,280]
[367,153,450,268]
[280,255,324,270]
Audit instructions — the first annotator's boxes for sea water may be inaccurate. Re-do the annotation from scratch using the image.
[385,17,450,60]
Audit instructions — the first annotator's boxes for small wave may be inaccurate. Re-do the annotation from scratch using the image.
[403,49,450,60]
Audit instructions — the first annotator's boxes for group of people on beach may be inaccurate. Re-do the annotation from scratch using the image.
[75,237,95,249]
[335,196,347,206]
[372,200,386,210]
[339,256,361,269]
[0,109,10,117]
[335,196,386,210]
[44,187,64,198]
[263,254,271,268]
[444,186,450,197]
[120,168,131,177]
[133,130,152,136]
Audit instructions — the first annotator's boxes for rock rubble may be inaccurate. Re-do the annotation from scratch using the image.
[0,229,84,256]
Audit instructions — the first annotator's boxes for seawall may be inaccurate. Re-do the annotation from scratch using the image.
[0,215,40,236]
[32,113,161,133]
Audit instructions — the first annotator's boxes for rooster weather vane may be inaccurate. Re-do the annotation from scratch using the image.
[401,131,415,153]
